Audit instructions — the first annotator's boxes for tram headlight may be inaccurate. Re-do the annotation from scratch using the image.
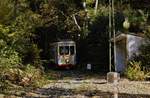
[66,59,69,63]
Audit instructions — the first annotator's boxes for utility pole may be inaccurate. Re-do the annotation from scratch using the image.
[112,0,117,72]
[109,0,116,72]
[83,0,87,30]
[108,1,119,98]
[109,0,112,72]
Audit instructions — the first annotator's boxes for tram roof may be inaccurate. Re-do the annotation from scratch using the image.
[50,40,75,46]
[56,40,75,43]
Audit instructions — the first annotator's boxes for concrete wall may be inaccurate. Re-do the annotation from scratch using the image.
[127,35,144,60]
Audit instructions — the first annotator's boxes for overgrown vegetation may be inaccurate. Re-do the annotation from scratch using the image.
[124,61,150,81]
[0,0,150,95]
[0,0,46,94]
[137,34,150,68]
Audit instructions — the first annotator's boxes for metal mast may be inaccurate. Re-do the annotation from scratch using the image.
[109,0,112,72]
[112,0,117,72]
[109,0,116,72]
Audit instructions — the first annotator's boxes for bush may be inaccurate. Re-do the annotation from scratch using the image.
[138,44,150,68]
[18,64,48,88]
[0,47,45,92]
[22,44,42,67]
[0,47,22,92]
[124,61,150,81]
[0,64,46,93]
[0,47,21,67]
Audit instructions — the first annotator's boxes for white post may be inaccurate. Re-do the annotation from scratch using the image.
[107,72,119,98]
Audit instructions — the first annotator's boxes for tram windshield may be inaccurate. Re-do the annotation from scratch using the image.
[59,46,69,55]
[59,46,75,55]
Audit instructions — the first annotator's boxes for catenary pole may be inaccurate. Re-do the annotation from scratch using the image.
[112,0,117,72]
[109,0,112,72]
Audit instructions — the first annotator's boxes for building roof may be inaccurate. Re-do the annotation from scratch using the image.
[111,32,144,42]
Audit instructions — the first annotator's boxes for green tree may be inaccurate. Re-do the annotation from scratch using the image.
[0,0,15,24]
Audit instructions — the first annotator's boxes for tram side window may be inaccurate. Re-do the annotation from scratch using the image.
[59,46,69,55]
[70,46,74,55]
[59,46,64,55]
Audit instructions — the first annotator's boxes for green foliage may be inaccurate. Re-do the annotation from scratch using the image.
[0,48,21,92]
[124,61,149,81]
[123,6,148,32]
[134,26,150,68]
[22,64,45,87]
[22,44,42,66]
[145,26,150,39]
[0,0,150,93]
[0,63,47,92]
[0,0,14,24]
[0,0,43,92]
[39,0,80,33]
[0,24,21,68]
[127,10,147,24]
[138,43,150,67]
[86,0,94,5]
[0,47,21,68]
[0,1,42,63]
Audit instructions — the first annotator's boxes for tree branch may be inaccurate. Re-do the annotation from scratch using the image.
[72,14,81,31]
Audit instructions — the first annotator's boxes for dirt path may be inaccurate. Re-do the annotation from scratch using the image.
[24,70,150,98]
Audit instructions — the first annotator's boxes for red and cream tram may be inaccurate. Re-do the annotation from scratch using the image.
[50,41,76,68]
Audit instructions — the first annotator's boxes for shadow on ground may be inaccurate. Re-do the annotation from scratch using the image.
[45,66,108,80]
[25,87,150,98]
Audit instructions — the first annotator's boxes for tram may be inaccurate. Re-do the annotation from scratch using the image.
[49,41,76,68]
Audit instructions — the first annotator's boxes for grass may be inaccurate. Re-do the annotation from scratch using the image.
[124,61,150,81]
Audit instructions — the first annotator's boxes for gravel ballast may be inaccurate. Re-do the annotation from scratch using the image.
[25,78,150,98]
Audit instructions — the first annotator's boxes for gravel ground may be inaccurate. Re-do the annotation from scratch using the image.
[2,70,150,98]
[41,79,150,93]
[25,76,150,98]
[42,79,150,95]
